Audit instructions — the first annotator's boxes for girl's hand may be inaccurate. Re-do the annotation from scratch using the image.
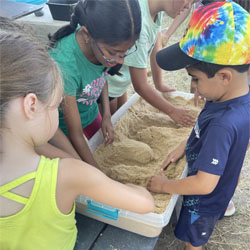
[161,140,187,170]
[101,115,114,145]
[194,89,206,107]
[147,169,168,193]
[168,106,195,127]
[156,83,176,93]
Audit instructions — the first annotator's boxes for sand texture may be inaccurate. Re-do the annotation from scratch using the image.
[94,94,202,214]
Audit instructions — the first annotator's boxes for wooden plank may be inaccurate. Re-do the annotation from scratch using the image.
[92,225,159,250]
[74,213,106,250]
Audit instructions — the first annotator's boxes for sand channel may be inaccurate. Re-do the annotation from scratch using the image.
[94,94,203,214]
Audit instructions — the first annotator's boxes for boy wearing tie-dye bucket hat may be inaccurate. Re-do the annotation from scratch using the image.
[147,1,250,249]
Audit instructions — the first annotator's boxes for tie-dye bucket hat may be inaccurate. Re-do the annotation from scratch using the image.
[157,0,250,71]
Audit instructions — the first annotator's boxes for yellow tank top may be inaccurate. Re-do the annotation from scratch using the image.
[0,156,77,250]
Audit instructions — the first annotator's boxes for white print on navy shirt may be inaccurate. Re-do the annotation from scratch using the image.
[211,158,219,165]
[194,121,200,139]
[76,72,107,106]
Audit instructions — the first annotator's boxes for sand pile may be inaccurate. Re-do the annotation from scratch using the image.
[94,94,203,213]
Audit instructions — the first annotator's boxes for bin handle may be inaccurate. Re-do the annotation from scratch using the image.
[86,200,119,221]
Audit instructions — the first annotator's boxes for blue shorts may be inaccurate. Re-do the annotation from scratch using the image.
[174,206,224,247]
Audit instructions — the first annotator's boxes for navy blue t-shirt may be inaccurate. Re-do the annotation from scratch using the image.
[183,92,250,216]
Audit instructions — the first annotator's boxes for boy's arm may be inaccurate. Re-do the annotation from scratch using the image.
[147,169,220,195]
[150,33,176,93]
[129,66,195,126]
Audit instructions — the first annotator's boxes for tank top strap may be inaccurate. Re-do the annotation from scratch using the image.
[0,172,36,204]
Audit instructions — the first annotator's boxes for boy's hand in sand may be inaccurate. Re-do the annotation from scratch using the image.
[168,107,195,127]
[148,140,188,193]
[147,169,168,193]
[162,139,187,170]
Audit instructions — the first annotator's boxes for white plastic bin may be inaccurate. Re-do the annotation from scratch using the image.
[76,91,193,237]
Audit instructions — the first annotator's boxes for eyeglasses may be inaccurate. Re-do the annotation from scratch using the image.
[93,40,137,63]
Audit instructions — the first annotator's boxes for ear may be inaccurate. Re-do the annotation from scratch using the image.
[80,26,90,43]
[23,93,38,120]
[216,69,233,86]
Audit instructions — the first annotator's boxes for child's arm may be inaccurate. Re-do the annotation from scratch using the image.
[99,81,114,145]
[60,95,99,168]
[56,158,155,214]
[35,128,81,160]
[150,33,176,93]
[161,8,191,44]
[35,141,80,159]
[147,169,220,195]
[129,66,195,127]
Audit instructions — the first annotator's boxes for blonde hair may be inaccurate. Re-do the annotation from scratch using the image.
[0,18,63,128]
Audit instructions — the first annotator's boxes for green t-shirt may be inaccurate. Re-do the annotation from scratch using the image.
[49,32,108,134]
[107,0,163,97]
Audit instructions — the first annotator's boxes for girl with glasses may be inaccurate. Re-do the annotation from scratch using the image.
[37,0,142,168]
[107,0,197,126]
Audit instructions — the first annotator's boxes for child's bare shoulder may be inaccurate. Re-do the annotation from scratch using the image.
[58,158,105,185]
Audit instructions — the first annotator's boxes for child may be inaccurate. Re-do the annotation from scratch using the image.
[41,0,142,168]
[107,0,196,127]
[189,0,249,216]
[0,18,154,250]
[161,0,201,45]
[147,1,250,249]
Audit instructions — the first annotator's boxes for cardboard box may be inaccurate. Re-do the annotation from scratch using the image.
[76,91,193,237]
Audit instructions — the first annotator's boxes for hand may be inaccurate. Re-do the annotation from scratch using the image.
[168,106,195,127]
[101,115,114,146]
[194,89,206,107]
[156,84,176,93]
[161,140,186,170]
[147,169,168,193]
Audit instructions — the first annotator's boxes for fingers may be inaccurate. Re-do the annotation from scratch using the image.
[146,178,152,191]
[147,173,166,193]
[194,90,199,107]
[159,85,176,93]
[104,134,110,145]
[102,124,114,145]
[170,107,195,127]
[163,86,176,92]
[158,168,165,175]
[161,156,171,170]
[194,90,206,107]
[104,132,114,145]
[146,176,158,192]
[179,113,195,127]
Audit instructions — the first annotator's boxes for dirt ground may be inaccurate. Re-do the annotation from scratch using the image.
[127,13,250,250]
